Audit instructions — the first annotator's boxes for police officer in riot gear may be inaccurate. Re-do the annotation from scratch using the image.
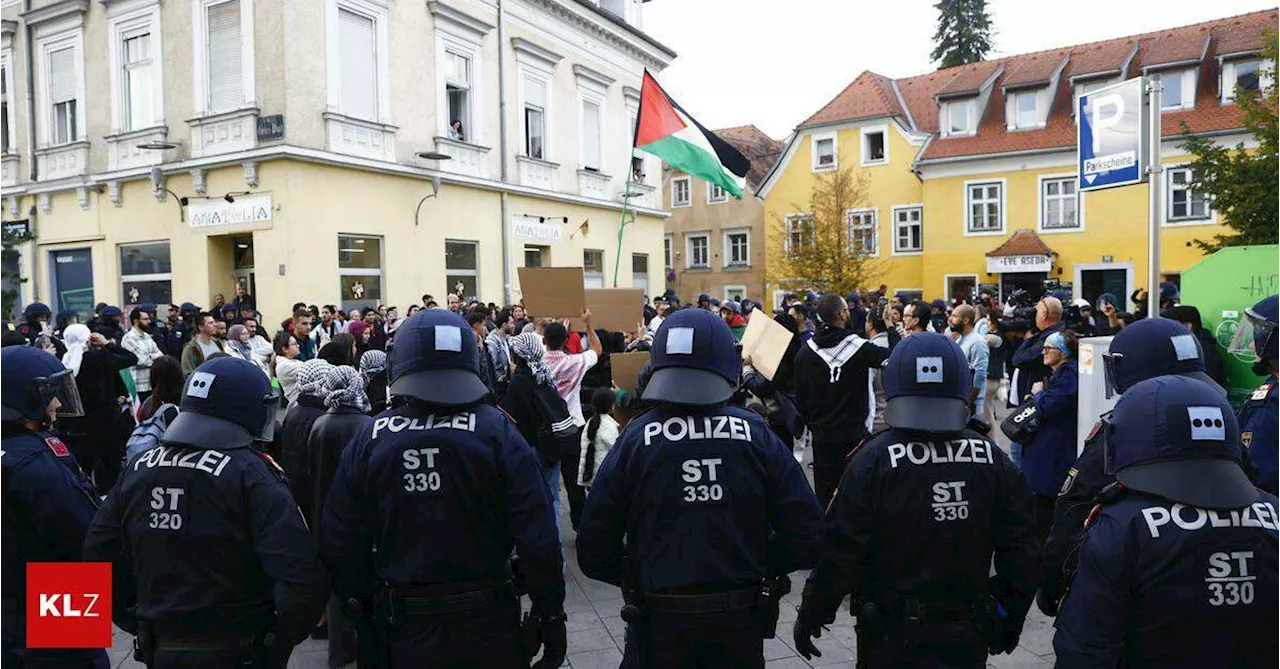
[577,308,825,669]
[1,346,107,669]
[319,310,567,668]
[1233,294,1278,494]
[84,357,329,669]
[1054,375,1278,668]
[1039,317,1231,615]
[794,332,1038,668]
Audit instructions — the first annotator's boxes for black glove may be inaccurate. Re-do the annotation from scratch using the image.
[792,619,823,660]
[1035,588,1060,618]
[529,609,567,669]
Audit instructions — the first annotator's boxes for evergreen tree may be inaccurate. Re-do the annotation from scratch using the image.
[931,0,995,69]
[1178,31,1278,253]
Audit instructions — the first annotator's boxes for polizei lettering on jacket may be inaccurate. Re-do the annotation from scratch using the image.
[372,413,477,439]
[642,415,753,446]
[132,446,232,477]
[887,439,994,468]
[1141,501,1279,538]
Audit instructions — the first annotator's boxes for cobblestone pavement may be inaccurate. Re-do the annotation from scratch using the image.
[107,401,1058,668]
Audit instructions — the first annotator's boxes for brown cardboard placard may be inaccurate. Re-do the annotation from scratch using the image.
[584,288,646,333]
[517,267,586,321]
[740,313,794,381]
[610,351,650,394]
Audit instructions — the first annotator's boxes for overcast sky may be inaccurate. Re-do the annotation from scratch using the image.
[642,0,1278,139]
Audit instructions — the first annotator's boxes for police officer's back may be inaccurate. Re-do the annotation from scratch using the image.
[794,332,1038,668]
[84,357,328,668]
[1,346,107,669]
[1039,318,1230,615]
[1054,375,1278,668]
[1234,295,1278,495]
[577,309,826,669]
[319,310,567,668]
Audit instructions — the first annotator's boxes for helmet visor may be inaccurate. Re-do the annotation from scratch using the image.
[38,368,84,418]
[259,388,282,442]
[1229,311,1275,360]
[1101,352,1121,398]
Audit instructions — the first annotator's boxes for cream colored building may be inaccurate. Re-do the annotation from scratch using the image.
[0,0,674,321]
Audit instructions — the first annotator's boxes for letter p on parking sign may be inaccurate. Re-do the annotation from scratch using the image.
[26,562,112,648]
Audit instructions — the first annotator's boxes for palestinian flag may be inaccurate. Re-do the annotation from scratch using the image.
[633,70,750,198]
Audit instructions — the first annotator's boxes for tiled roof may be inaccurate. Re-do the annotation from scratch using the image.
[986,229,1055,257]
[713,125,783,189]
[793,8,1276,161]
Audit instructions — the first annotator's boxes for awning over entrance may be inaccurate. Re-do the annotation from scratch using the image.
[985,228,1055,274]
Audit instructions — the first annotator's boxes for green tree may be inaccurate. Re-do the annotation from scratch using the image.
[1178,31,1279,253]
[1,224,34,319]
[931,0,994,69]
[768,165,882,297]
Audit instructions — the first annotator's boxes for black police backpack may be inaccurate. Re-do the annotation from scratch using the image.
[531,382,579,463]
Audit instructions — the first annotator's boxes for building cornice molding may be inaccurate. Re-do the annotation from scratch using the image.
[524,0,672,71]
[20,0,88,28]
[511,36,563,68]
[428,1,495,41]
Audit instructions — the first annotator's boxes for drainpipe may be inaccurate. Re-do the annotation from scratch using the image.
[497,0,512,305]
[23,0,39,301]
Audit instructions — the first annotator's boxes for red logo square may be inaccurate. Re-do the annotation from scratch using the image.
[25,562,112,648]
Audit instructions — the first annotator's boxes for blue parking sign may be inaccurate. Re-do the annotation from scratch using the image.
[1078,77,1148,191]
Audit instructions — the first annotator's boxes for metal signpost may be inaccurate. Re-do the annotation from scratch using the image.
[1078,76,1162,318]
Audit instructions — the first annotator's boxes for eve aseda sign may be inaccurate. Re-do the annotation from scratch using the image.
[26,562,112,648]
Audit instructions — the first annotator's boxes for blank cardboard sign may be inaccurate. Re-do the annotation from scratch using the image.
[611,351,650,394]
[740,314,794,381]
[585,288,645,333]
[517,267,586,321]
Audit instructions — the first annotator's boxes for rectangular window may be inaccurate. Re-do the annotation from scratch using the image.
[966,182,1003,233]
[583,249,605,287]
[523,245,547,268]
[814,137,834,169]
[337,7,378,120]
[893,206,923,253]
[1014,91,1037,129]
[206,0,244,113]
[338,235,385,311]
[671,176,690,207]
[785,214,813,256]
[630,155,645,182]
[707,182,727,204]
[632,253,648,294]
[724,285,746,302]
[444,50,471,140]
[120,242,172,308]
[1234,59,1261,93]
[686,233,709,269]
[1160,70,1191,111]
[122,31,154,131]
[444,239,479,301]
[1167,168,1210,222]
[847,209,877,255]
[947,100,973,135]
[48,46,78,145]
[663,235,673,269]
[862,128,886,164]
[581,98,602,170]
[1041,177,1079,229]
[523,73,546,159]
[724,230,749,266]
[49,248,94,319]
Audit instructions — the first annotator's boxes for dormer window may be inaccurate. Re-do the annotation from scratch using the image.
[1013,91,1038,129]
[944,100,975,136]
[1157,69,1195,112]
[1222,58,1265,103]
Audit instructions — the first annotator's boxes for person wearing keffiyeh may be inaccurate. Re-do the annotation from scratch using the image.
[280,358,335,525]
[358,350,388,415]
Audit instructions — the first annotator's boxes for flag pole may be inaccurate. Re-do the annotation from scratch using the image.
[612,71,647,288]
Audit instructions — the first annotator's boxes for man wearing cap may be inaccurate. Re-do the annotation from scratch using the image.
[719,300,747,341]
[1234,295,1278,495]
[577,309,825,668]
[1053,375,1278,668]
[319,310,567,668]
[794,332,1038,667]
[85,357,329,669]
[1070,299,1098,338]
[1038,317,1237,616]
[795,294,896,508]
[2,347,107,669]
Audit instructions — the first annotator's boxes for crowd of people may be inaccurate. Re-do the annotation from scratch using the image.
[2,271,1277,669]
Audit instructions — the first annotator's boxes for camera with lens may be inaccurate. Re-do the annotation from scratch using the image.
[998,289,1038,335]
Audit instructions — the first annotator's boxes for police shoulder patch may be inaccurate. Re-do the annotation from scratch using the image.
[44,437,70,458]
[1058,467,1078,496]
[1252,384,1272,401]
[1242,431,1254,449]
[258,452,286,478]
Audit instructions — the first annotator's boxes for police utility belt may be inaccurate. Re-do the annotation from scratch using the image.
[377,576,516,624]
[134,620,270,666]
[853,594,1004,640]
[623,575,791,638]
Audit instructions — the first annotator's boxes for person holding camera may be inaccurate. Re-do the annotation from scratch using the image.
[1007,297,1065,467]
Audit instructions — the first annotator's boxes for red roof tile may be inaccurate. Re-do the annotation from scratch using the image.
[713,125,783,189]
[986,229,1055,257]
[1004,51,1069,89]
[793,9,1276,162]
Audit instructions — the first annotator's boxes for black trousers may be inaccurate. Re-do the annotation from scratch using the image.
[1032,494,1057,546]
[621,609,763,669]
[811,438,854,510]
[387,597,523,668]
[860,631,987,669]
[561,428,587,531]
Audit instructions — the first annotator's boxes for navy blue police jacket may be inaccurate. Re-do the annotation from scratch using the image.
[1054,489,1279,668]
[800,428,1039,624]
[1240,375,1278,495]
[576,404,825,592]
[83,440,329,646]
[319,402,565,614]
[2,426,100,608]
